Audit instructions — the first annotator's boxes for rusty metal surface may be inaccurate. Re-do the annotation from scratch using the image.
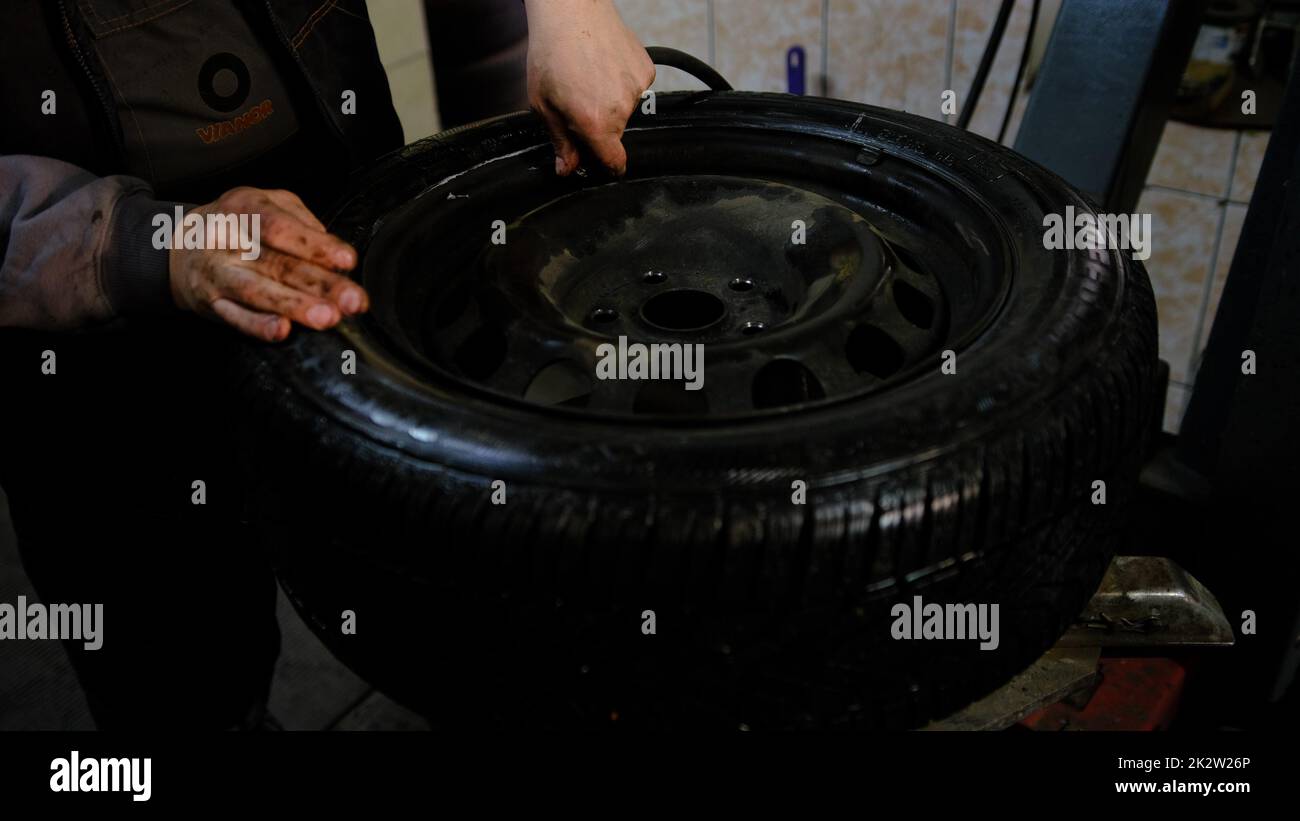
[928,556,1232,730]
[924,647,1101,731]
[1059,556,1235,648]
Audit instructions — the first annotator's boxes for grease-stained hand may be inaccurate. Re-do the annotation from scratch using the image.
[167,187,368,341]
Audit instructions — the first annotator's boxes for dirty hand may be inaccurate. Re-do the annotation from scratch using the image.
[167,187,368,341]
[524,0,656,176]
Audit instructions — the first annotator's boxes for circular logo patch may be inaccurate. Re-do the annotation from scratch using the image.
[197,52,251,113]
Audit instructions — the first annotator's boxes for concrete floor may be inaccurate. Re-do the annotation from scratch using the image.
[0,487,428,731]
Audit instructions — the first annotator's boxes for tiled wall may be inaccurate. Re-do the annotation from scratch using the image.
[373,0,1272,434]
[367,0,440,141]
[617,0,1038,138]
[1145,127,1264,433]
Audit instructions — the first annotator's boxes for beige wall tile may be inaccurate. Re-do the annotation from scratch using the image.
[827,0,949,118]
[1147,122,1235,197]
[1162,382,1189,434]
[385,55,440,142]
[1001,82,1030,146]
[614,0,712,91]
[1136,188,1220,384]
[951,0,1034,140]
[367,0,436,140]
[367,0,429,66]
[714,0,823,93]
[1230,130,1269,204]
[1196,202,1247,361]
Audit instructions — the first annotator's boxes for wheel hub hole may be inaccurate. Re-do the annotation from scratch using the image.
[640,289,726,332]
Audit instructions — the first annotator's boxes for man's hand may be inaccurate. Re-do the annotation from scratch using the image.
[168,187,368,341]
[524,0,655,176]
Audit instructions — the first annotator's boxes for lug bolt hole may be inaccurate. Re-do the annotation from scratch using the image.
[590,307,618,324]
[729,277,755,292]
[642,271,667,285]
[741,321,766,336]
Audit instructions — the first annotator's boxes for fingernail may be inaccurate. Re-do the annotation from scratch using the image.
[340,287,362,314]
[308,304,335,327]
[335,247,356,268]
[555,156,566,175]
[266,318,285,340]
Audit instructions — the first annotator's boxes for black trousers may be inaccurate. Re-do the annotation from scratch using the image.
[425,0,529,127]
[0,318,280,730]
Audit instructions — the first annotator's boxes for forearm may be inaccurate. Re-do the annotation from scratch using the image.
[0,155,178,330]
[523,0,614,25]
[523,0,625,66]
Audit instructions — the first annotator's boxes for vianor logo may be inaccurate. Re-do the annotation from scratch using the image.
[50,751,151,802]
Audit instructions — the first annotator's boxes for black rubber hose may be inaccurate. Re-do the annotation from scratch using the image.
[997,0,1041,144]
[645,46,733,91]
[957,0,1015,130]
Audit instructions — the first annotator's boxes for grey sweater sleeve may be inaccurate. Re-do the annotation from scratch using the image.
[0,154,183,329]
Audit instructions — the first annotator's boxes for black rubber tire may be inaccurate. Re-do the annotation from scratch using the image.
[235,92,1159,729]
